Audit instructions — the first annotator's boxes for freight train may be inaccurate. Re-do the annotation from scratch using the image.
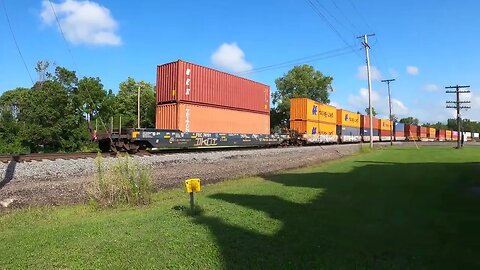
[97,60,478,152]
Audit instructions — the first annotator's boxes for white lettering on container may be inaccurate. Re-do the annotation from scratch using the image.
[185,108,190,132]
[185,69,191,96]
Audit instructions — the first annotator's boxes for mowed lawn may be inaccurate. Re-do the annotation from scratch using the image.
[1,146,480,269]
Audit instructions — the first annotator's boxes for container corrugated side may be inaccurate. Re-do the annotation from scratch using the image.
[319,122,337,136]
[290,120,319,135]
[336,109,360,128]
[290,98,318,122]
[290,98,337,124]
[318,103,337,124]
[360,115,380,129]
[379,119,392,131]
[428,128,436,138]
[446,130,452,140]
[418,126,427,138]
[404,124,418,139]
[156,103,269,134]
[436,129,446,140]
[157,60,269,114]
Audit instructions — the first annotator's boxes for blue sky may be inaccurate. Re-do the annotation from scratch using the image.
[1,0,480,122]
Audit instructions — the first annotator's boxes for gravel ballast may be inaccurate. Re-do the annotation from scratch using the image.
[0,143,403,208]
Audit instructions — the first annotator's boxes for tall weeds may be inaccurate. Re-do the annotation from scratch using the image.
[89,153,152,207]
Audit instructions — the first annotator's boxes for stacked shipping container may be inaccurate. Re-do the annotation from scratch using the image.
[404,124,418,140]
[289,98,337,143]
[394,122,406,140]
[155,60,270,134]
[446,130,452,141]
[436,129,446,141]
[360,115,379,142]
[418,126,428,141]
[452,131,459,141]
[336,109,361,142]
[427,127,436,141]
[379,119,393,141]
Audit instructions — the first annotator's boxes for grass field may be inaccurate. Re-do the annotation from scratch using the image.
[1,146,480,269]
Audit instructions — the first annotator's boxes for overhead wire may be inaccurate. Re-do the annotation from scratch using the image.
[1,0,34,85]
[313,0,356,36]
[237,46,360,75]
[303,0,362,59]
[328,0,362,34]
[47,0,114,146]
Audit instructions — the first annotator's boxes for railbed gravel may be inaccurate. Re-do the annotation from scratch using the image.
[0,143,404,208]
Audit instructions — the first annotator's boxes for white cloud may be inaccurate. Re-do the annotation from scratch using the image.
[423,83,439,92]
[356,65,382,81]
[406,66,419,75]
[40,0,121,46]
[347,88,408,117]
[211,43,252,72]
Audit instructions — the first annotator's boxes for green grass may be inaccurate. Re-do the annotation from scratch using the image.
[1,146,480,269]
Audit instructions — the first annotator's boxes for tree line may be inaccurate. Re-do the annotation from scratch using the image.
[0,62,156,154]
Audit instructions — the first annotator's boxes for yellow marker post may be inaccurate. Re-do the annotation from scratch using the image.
[185,178,201,211]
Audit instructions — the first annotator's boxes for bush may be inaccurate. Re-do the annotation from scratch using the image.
[88,153,152,207]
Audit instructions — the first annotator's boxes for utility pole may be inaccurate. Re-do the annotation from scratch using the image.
[357,33,375,149]
[446,85,470,149]
[137,85,142,129]
[381,79,395,146]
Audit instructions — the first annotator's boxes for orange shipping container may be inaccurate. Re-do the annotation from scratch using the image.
[290,98,337,124]
[290,120,319,135]
[156,103,270,134]
[360,115,380,129]
[336,109,360,128]
[428,128,436,139]
[446,130,452,140]
[290,98,320,122]
[379,119,392,131]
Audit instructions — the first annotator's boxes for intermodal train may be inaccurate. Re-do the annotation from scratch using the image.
[97,60,478,152]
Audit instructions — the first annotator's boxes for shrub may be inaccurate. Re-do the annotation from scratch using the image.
[88,153,152,207]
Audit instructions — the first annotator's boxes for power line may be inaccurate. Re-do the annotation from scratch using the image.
[445,85,471,149]
[347,0,373,32]
[303,0,362,59]
[313,0,356,36]
[327,0,362,34]
[237,46,360,75]
[47,0,114,148]
[1,0,34,85]
[47,0,78,70]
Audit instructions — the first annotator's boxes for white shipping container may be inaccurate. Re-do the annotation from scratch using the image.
[474,132,480,138]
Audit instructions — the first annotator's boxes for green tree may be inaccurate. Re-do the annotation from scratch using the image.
[114,78,156,129]
[365,107,378,117]
[272,65,333,129]
[399,117,419,125]
[390,114,398,122]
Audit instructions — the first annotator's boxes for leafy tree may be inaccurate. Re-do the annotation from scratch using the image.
[364,107,378,117]
[114,78,156,129]
[390,114,398,122]
[272,65,333,129]
[399,117,419,125]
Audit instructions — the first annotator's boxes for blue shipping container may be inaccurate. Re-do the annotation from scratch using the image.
[394,122,405,132]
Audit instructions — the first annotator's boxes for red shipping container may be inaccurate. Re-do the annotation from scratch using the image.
[418,126,427,138]
[436,129,446,141]
[452,131,459,140]
[360,115,379,129]
[157,60,270,114]
[404,124,418,139]
[156,103,270,134]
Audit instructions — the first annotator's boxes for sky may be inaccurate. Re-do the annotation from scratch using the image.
[1,0,480,123]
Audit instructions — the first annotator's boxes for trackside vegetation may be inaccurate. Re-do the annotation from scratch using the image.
[1,147,480,268]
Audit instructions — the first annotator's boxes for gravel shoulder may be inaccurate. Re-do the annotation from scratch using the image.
[0,141,435,209]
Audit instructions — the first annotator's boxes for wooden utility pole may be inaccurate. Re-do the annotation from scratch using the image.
[357,33,375,149]
[381,79,395,146]
[446,85,471,148]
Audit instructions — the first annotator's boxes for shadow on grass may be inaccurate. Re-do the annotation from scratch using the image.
[194,161,480,269]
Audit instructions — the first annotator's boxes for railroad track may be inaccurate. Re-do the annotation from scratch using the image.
[0,152,118,163]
